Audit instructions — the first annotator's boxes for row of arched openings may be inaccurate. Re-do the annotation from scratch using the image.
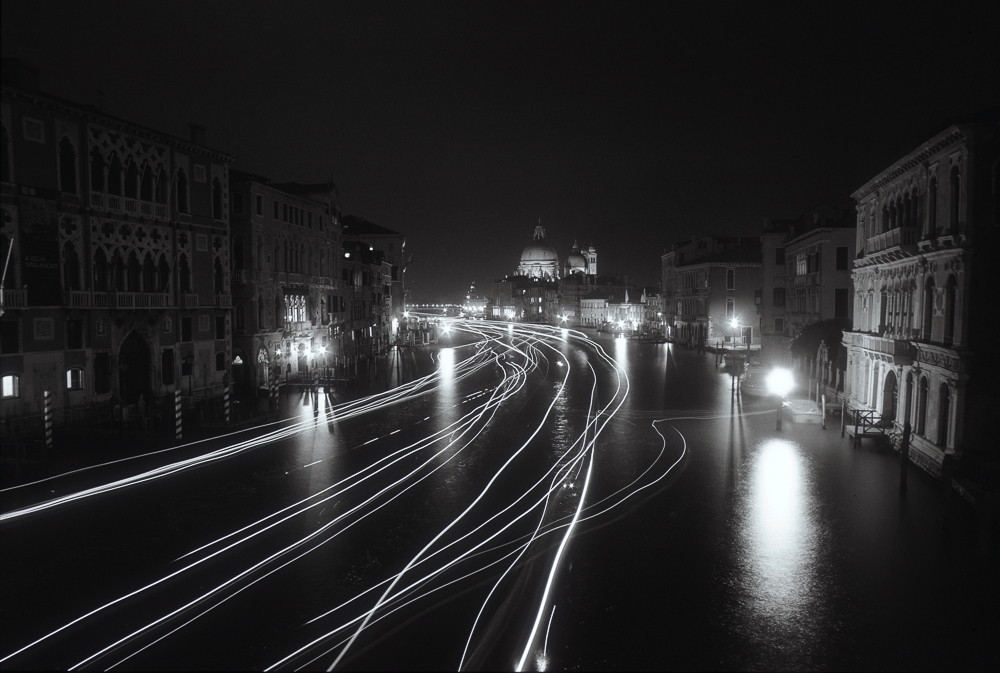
[876,167,960,238]
[876,274,957,345]
[882,370,951,447]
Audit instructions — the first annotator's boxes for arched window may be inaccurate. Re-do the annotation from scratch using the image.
[284,240,289,272]
[176,168,189,213]
[903,193,912,229]
[275,294,284,327]
[888,201,896,231]
[922,277,935,341]
[257,237,263,270]
[107,154,123,195]
[140,162,153,201]
[59,137,77,194]
[235,302,246,331]
[949,166,961,232]
[880,204,888,234]
[158,254,170,292]
[62,242,80,291]
[938,384,951,447]
[257,295,265,329]
[213,257,224,295]
[726,268,735,290]
[882,370,897,422]
[142,253,156,293]
[233,235,245,271]
[917,376,929,435]
[879,286,888,334]
[178,254,191,294]
[94,248,108,291]
[126,251,141,292]
[111,250,125,290]
[725,297,735,320]
[155,167,168,204]
[943,275,957,346]
[212,177,223,220]
[90,147,105,192]
[124,159,138,199]
[904,372,914,426]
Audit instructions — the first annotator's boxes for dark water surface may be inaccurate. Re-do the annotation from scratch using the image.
[1,324,996,671]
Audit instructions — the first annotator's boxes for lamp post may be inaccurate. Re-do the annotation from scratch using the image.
[767,367,794,431]
[729,317,740,350]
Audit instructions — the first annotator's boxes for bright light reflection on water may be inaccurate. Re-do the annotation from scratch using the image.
[743,439,818,631]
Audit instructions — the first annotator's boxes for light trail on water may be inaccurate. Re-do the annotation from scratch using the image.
[0,320,714,671]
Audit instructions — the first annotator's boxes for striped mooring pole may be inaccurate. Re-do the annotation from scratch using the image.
[270,368,278,414]
[43,390,53,450]
[224,383,231,425]
[174,389,182,441]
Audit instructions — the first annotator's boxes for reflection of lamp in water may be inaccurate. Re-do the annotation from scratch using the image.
[767,367,794,431]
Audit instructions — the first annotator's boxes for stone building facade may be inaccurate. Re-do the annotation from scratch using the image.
[1,61,233,431]
[228,170,342,393]
[844,121,1000,477]
[758,205,855,365]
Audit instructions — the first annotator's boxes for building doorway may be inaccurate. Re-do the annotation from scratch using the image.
[119,331,152,404]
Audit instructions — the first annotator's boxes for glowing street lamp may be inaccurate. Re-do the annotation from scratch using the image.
[766,367,794,430]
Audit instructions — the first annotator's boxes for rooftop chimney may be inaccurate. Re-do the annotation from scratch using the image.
[190,123,206,146]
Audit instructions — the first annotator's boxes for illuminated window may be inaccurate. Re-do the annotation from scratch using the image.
[1,374,20,398]
[66,368,84,390]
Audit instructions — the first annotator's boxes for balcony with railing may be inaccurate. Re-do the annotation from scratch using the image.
[844,331,914,365]
[2,289,28,309]
[232,269,251,285]
[214,294,231,308]
[89,292,171,309]
[88,191,169,220]
[64,291,93,308]
[183,293,200,308]
[866,226,917,256]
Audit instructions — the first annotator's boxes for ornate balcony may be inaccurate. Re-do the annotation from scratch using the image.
[64,290,93,308]
[89,291,171,309]
[865,226,917,258]
[183,293,200,308]
[844,331,914,365]
[2,289,28,309]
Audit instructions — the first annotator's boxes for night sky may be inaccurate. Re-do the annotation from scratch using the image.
[3,1,999,301]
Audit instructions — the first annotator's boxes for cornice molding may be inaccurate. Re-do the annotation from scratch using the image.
[852,128,965,201]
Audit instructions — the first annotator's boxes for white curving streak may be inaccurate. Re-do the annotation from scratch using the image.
[1,320,697,671]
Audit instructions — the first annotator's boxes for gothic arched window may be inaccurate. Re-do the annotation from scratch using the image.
[59,137,77,194]
[140,162,153,201]
[943,275,957,346]
[922,276,935,341]
[949,166,961,232]
[90,147,105,193]
[62,242,80,292]
[176,168,189,214]
[107,154,123,195]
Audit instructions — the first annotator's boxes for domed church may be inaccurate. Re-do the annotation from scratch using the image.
[564,240,597,277]
[517,224,561,278]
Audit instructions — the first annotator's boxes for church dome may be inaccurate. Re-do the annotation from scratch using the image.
[565,240,587,273]
[521,239,559,263]
[517,224,560,278]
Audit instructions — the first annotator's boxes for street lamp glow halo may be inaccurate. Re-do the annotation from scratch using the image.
[766,368,794,397]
